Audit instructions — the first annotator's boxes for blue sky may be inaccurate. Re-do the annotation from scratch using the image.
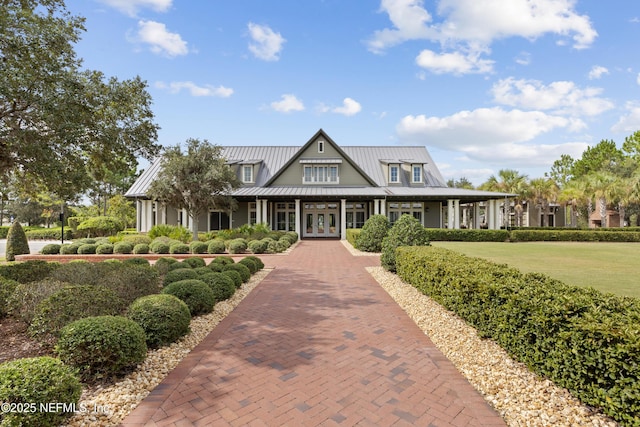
[66,0,640,186]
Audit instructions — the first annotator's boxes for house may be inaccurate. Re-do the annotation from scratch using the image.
[125,129,514,239]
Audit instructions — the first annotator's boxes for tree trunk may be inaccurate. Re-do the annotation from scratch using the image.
[599,197,607,228]
[191,214,199,241]
[619,203,626,228]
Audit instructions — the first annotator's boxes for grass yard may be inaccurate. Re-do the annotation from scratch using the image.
[431,241,640,298]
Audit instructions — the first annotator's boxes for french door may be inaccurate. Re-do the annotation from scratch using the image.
[303,203,339,238]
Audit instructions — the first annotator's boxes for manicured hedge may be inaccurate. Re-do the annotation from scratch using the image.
[425,228,510,242]
[510,229,640,242]
[395,246,640,425]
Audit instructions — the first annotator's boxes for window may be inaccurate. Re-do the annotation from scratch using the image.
[248,202,257,225]
[389,165,399,183]
[275,202,296,231]
[243,165,253,183]
[318,140,325,153]
[303,165,339,183]
[388,202,424,225]
[412,165,422,183]
[345,202,367,228]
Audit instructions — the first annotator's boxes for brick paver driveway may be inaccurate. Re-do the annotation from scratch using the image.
[121,240,505,426]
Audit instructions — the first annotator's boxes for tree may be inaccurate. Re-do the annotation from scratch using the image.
[1,1,160,200]
[106,194,136,229]
[480,169,529,227]
[6,220,29,261]
[529,178,559,227]
[558,178,588,228]
[548,154,575,187]
[446,177,475,189]
[147,139,241,241]
[571,140,623,178]
[585,171,618,228]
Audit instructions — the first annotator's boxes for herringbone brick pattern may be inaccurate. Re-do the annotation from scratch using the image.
[120,241,505,426]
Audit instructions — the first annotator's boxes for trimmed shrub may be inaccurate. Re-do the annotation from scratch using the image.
[425,228,510,242]
[133,243,150,254]
[150,240,170,254]
[148,224,191,243]
[212,256,234,265]
[285,231,299,243]
[355,214,390,252]
[266,239,279,254]
[189,241,208,255]
[77,243,98,254]
[200,273,236,302]
[381,214,430,272]
[6,221,30,261]
[222,269,242,288]
[51,263,160,306]
[153,257,178,275]
[113,241,134,254]
[163,268,199,286]
[248,239,267,254]
[26,227,73,241]
[29,285,125,343]
[162,279,215,316]
[207,262,224,272]
[227,238,247,254]
[40,243,61,255]
[0,260,59,283]
[223,263,251,283]
[56,316,147,381]
[207,239,226,254]
[244,255,264,270]
[169,242,190,254]
[123,257,151,267]
[276,239,290,252]
[121,234,152,246]
[127,294,191,348]
[0,277,19,318]
[168,261,191,271]
[7,280,68,324]
[182,257,206,269]
[238,257,258,274]
[76,216,124,237]
[96,243,114,254]
[0,356,82,427]
[59,243,80,254]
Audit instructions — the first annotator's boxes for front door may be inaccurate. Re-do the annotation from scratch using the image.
[303,203,339,238]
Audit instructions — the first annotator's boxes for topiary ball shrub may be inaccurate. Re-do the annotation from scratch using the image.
[168,261,190,271]
[182,257,205,269]
[113,241,133,254]
[122,235,152,246]
[199,273,236,302]
[222,269,242,288]
[133,243,150,254]
[356,214,390,252]
[266,239,279,254]
[123,257,151,267]
[244,255,264,270]
[248,239,267,254]
[29,285,126,344]
[0,260,60,283]
[163,268,199,287]
[153,257,178,275]
[59,243,80,254]
[223,263,251,283]
[227,238,247,254]
[169,242,190,254]
[212,256,234,265]
[5,221,30,261]
[77,243,98,254]
[207,262,223,272]
[189,241,208,255]
[0,277,19,318]
[0,356,82,427]
[276,239,291,252]
[40,243,61,255]
[381,214,430,272]
[238,257,258,274]
[56,315,147,382]
[207,239,226,254]
[162,279,215,316]
[127,294,191,348]
[96,243,114,254]
[150,241,170,254]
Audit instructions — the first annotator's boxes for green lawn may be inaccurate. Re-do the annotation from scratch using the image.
[431,241,640,298]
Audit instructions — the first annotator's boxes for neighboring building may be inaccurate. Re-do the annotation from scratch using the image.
[125,129,514,239]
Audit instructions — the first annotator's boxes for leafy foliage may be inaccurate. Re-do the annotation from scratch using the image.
[0,277,19,318]
[355,214,389,252]
[0,356,82,427]
[380,214,430,272]
[6,221,29,261]
[162,279,216,316]
[207,239,226,254]
[127,294,191,348]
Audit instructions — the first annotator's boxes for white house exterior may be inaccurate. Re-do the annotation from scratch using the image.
[125,129,513,239]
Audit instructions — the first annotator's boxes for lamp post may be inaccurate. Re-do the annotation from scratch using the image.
[60,203,64,245]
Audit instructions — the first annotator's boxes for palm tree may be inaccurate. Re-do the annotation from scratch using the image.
[529,177,559,227]
[585,172,618,228]
[480,169,529,226]
[558,179,587,228]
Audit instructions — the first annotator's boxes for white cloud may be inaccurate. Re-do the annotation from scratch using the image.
[99,0,171,16]
[637,73,640,86]
[588,66,609,80]
[416,49,494,75]
[367,0,436,53]
[136,20,188,57]
[248,23,286,61]
[270,94,304,113]
[331,98,362,116]
[396,107,583,149]
[611,103,640,134]
[461,142,589,166]
[514,51,531,66]
[491,78,614,116]
[155,81,233,97]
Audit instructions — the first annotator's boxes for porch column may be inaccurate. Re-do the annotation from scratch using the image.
[374,199,380,215]
[380,200,386,216]
[495,199,502,229]
[136,200,142,232]
[340,199,347,240]
[145,200,153,232]
[447,199,454,229]
[295,199,301,237]
[462,204,468,228]
[255,199,262,225]
[454,199,460,229]
[487,201,495,229]
[261,200,269,228]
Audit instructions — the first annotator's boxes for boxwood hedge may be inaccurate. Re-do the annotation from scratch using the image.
[395,245,640,425]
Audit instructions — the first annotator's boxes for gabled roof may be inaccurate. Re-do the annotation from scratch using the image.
[263,129,378,187]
